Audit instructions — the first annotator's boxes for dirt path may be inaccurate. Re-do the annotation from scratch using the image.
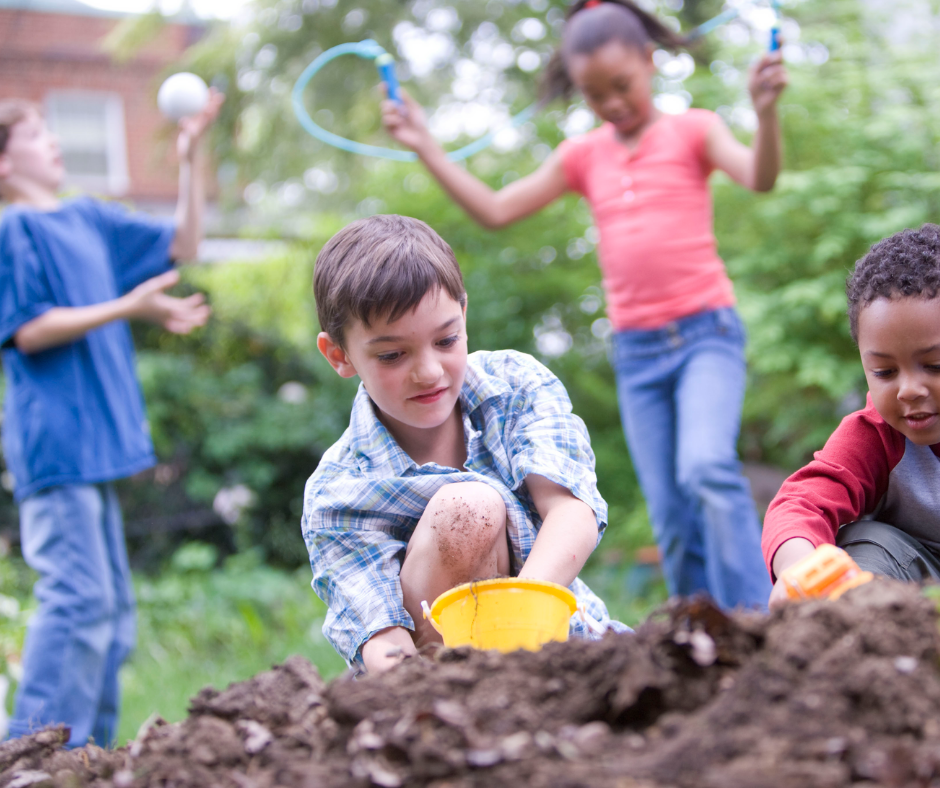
[3,578,939,787]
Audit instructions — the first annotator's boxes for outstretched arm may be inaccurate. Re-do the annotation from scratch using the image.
[706,50,787,192]
[382,89,567,229]
[518,474,599,587]
[14,269,210,354]
[170,90,225,262]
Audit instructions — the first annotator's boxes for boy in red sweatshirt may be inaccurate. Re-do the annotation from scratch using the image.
[765,224,940,608]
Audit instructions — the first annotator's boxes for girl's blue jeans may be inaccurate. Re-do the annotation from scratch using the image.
[611,307,772,609]
[8,483,135,748]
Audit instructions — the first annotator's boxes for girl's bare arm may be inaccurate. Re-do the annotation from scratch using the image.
[382,90,568,229]
[705,51,787,193]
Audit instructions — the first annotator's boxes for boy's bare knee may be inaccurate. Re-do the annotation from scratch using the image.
[428,481,504,520]
[423,482,507,566]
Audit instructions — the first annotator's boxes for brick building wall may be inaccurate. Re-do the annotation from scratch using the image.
[0,1,204,204]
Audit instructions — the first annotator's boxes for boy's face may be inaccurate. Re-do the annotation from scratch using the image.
[858,296,940,445]
[318,290,468,446]
[0,109,64,196]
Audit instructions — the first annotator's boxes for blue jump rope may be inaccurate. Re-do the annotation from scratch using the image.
[291,39,539,163]
[770,0,782,51]
[292,2,783,162]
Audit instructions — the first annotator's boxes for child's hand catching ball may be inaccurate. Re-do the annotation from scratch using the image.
[157,73,224,162]
[176,89,225,163]
[158,72,210,121]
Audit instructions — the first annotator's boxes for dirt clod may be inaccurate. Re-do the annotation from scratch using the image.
[3,579,940,787]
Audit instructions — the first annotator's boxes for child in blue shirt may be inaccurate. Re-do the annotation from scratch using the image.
[0,93,221,746]
[303,214,624,673]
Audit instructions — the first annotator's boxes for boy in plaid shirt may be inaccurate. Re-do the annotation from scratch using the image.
[302,215,624,672]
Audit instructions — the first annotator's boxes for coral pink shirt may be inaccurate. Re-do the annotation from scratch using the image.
[559,109,735,330]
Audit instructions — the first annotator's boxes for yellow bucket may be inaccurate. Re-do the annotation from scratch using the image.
[423,578,577,653]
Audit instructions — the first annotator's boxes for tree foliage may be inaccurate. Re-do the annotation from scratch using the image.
[5,0,940,569]
[123,0,940,564]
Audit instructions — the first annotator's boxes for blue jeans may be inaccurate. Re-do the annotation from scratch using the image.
[611,307,771,609]
[8,484,135,747]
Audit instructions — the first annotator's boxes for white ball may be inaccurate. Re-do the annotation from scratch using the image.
[158,72,209,121]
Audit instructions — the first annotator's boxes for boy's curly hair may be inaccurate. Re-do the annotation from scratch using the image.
[847,224,940,343]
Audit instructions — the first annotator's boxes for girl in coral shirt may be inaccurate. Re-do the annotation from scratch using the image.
[382,0,787,609]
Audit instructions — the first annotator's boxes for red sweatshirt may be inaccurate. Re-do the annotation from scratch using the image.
[762,394,940,579]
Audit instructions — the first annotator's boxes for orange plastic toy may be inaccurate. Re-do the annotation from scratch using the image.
[780,543,874,601]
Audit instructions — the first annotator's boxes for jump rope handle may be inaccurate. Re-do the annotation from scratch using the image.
[769,27,781,51]
[376,53,402,105]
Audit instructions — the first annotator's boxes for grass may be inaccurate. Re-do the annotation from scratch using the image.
[117,544,347,744]
[0,546,348,745]
[0,540,666,746]
[0,552,35,737]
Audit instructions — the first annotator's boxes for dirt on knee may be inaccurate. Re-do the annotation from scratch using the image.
[431,488,505,570]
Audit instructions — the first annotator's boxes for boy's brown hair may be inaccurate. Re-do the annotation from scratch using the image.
[0,99,39,156]
[314,214,466,348]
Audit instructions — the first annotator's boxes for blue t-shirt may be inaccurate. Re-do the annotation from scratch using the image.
[0,197,176,501]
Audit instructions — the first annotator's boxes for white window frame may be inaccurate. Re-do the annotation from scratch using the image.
[44,90,130,196]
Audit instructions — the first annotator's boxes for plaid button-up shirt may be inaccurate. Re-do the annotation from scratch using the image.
[302,349,620,667]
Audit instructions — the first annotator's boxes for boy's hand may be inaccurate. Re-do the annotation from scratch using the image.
[768,576,793,610]
[748,50,788,117]
[381,88,434,154]
[360,626,417,674]
[768,536,817,611]
[123,269,211,334]
[177,88,225,162]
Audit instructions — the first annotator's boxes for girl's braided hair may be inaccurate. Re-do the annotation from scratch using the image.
[540,0,687,102]
[847,224,940,343]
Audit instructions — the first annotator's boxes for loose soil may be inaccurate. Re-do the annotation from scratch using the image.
[4,578,940,788]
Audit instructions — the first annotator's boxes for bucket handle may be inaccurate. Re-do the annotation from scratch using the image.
[420,600,444,635]
[578,605,608,636]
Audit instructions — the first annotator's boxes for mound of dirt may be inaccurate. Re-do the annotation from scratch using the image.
[4,578,940,788]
